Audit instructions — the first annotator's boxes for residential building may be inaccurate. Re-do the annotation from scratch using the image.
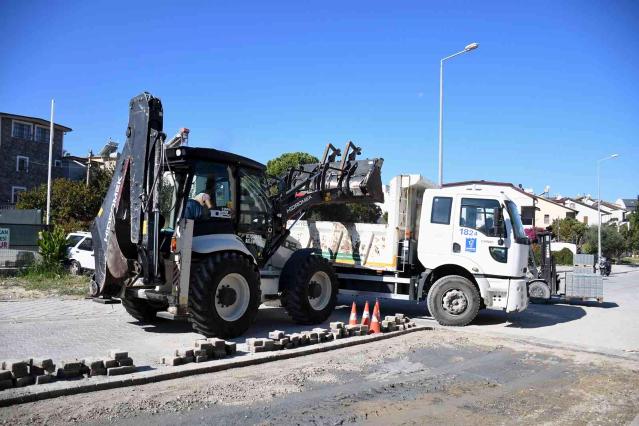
[557,197,610,226]
[0,112,72,205]
[59,141,119,183]
[616,198,638,213]
[441,180,577,229]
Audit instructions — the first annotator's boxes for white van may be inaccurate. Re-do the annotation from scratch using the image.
[65,232,95,275]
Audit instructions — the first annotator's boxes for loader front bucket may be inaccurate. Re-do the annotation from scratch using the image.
[287,157,384,204]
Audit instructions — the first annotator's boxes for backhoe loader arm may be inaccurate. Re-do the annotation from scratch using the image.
[90,92,164,297]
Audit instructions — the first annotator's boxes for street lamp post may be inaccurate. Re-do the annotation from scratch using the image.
[438,42,479,187]
[597,153,619,265]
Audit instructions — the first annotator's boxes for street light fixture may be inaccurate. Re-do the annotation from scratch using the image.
[597,153,619,266]
[438,42,480,187]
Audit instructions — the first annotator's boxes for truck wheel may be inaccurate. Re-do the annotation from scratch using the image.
[122,297,164,323]
[281,253,338,324]
[188,252,261,338]
[528,280,551,303]
[427,275,480,327]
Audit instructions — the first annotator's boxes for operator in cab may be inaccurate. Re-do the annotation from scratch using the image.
[185,192,214,220]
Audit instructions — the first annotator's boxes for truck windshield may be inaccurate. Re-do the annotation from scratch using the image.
[505,200,528,244]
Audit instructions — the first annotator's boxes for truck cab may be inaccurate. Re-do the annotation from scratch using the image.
[418,186,529,316]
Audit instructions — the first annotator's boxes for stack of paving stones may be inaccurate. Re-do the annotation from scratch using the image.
[162,338,237,366]
[0,349,138,391]
[381,313,416,332]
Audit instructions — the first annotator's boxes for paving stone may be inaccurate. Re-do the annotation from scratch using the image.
[176,348,195,358]
[249,345,267,353]
[329,321,344,330]
[246,338,264,347]
[104,359,118,369]
[108,350,128,361]
[224,342,237,355]
[193,349,207,357]
[2,360,29,378]
[181,356,194,364]
[35,374,55,384]
[269,330,285,340]
[273,341,283,350]
[107,366,136,376]
[360,325,369,334]
[395,313,405,320]
[0,370,12,381]
[278,337,290,347]
[57,368,83,378]
[162,356,182,366]
[195,355,208,363]
[15,376,35,387]
[32,358,55,374]
[194,341,214,356]
[0,379,14,390]
[60,360,84,370]
[206,338,226,349]
[117,357,134,367]
[213,348,227,358]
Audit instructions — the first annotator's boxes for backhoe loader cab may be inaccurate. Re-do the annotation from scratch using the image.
[91,92,384,338]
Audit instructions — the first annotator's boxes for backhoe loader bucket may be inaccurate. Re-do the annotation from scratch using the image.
[282,142,384,207]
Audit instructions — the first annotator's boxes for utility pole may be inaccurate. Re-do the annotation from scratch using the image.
[45,99,55,226]
[86,150,93,186]
[438,42,479,187]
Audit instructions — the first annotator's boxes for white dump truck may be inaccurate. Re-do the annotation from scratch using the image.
[270,175,530,326]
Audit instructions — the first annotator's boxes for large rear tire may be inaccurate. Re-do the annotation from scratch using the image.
[188,252,261,338]
[122,297,165,323]
[281,253,338,324]
[427,275,481,326]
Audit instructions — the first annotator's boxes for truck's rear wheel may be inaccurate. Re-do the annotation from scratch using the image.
[188,252,261,338]
[281,253,338,324]
[528,280,551,303]
[122,297,165,323]
[427,275,480,326]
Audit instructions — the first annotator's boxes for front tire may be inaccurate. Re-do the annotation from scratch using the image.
[188,252,261,338]
[427,275,481,326]
[281,253,338,324]
[528,280,551,303]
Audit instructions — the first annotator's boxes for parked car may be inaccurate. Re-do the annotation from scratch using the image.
[65,232,95,275]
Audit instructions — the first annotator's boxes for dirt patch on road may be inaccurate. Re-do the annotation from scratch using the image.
[0,330,637,425]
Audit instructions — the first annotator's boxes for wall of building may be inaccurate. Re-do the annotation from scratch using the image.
[0,117,65,204]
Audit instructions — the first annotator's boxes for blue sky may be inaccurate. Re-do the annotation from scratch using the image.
[1,1,637,201]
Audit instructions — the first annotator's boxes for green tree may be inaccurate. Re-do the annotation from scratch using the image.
[267,152,382,223]
[624,210,639,254]
[582,224,626,259]
[16,169,113,233]
[552,217,587,244]
[266,152,320,178]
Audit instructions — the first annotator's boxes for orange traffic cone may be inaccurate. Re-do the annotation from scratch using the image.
[370,299,381,334]
[349,301,358,326]
[361,301,371,326]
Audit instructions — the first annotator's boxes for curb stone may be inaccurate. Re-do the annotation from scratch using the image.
[0,326,432,407]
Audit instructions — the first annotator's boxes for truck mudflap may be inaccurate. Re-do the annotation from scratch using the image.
[506,278,529,313]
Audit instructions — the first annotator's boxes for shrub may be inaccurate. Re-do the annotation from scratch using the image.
[37,228,68,269]
[553,248,574,265]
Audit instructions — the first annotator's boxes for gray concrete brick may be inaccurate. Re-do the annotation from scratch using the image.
[117,357,134,367]
[107,366,136,376]
[181,356,194,364]
[268,330,285,340]
[206,338,226,349]
[176,348,194,358]
[109,350,128,360]
[0,379,13,390]
[162,356,181,366]
[35,374,55,384]
[329,321,344,330]
[224,342,237,355]
[2,360,29,378]
[195,355,208,363]
[193,349,207,357]
[15,376,35,387]
[0,370,12,381]
[104,359,118,369]
[32,358,55,373]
